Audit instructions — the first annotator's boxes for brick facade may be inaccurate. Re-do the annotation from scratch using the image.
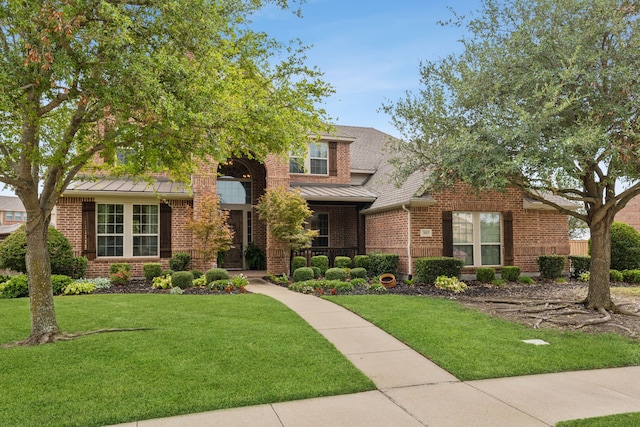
[616,196,640,233]
[365,184,570,276]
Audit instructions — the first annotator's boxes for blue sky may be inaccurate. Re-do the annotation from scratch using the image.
[251,0,478,137]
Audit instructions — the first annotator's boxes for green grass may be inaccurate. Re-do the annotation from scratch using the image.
[0,294,375,427]
[327,295,640,381]
[557,412,640,426]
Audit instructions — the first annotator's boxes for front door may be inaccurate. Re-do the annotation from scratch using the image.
[223,210,244,269]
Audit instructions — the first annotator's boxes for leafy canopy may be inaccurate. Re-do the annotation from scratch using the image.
[384,0,640,224]
[186,194,234,264]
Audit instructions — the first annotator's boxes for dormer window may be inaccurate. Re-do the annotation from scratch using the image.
[289,142,328,175]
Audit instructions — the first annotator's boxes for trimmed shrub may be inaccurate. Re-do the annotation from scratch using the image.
[70,256,88,279]
[143,263,163,281]
[205,268,229,284]
[353,255,369,271]
[293,267,315,282]
[0,274,28,298]
[51,275,73,295]
[519,276,535,284]
[0,225,75,275]
[311,255,329,274]
[325,268,347,281]
[610,269,624,282]
[622,269,640,284]
[476,267,495,283]
[609,222,640,271]
[161,269,175,277]
[109,263,131,274]
[350,267,367,279]
[368,252,399,277]
[311,266,321,279]
[171,271,194,289]
[537,255,566,279]
[501,266,521,282]
[350,278,367,287]
[415,257,464,285]
[190,270,203,279]
[292,256,307,273]
[169,252,191,271]
[334,256,352,269]
[569,255,590,279]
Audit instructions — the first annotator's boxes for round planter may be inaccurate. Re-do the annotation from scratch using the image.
[379,273,396,289]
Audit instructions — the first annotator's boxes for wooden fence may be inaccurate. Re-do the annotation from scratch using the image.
[570,240,589,256]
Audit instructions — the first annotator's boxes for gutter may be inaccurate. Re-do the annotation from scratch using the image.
[402,204,413,278]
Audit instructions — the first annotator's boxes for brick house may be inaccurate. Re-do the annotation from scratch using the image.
[616,196,640,233]
[56,125,572,278]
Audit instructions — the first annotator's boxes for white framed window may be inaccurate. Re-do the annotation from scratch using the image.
[289,142,328,175]
[5,211,13,221]
[452,212,501,266]
[97,202,159,258]
[310,212,329,247]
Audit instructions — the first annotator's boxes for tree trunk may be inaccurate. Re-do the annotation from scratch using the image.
[24,212,60,344]
[586,218,614,310]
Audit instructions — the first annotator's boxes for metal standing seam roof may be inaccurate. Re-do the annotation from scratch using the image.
[64,177,190,198]
[292,185,377,202]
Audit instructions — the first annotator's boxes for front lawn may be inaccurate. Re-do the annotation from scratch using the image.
[327,295,640,381]
[0,294,375,427]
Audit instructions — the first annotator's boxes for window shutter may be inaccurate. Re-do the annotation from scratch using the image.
[160,202,172,258]
[442,211,453,257]
[82,201,96,261]
[329,141,337,176]
[503,211,514,265]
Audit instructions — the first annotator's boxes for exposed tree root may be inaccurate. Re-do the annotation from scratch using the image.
[2,328,153,348]
[470,296,640,338]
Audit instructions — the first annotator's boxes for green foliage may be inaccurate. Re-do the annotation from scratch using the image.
[353,255,370,271]
[578,272,590,283]
[256,188,318,251]
[51,275,73,296]
[475,268,495,283]
[415,257,464,284]
[621,269,640,284]
[190,270,203,279]
[63,282,95,295]
[310,255,329,274]
[171,271,194,289]
[0,226,75,275]
[143,263,163,281]
[500,266,521,282]
[311,266,321,279]
[192,276,207,287]
[109,263,131,274]
[170,286,184,295]
[368,252,399,277]
[518,276,535,285]
[610,269,624,282]
[350,278,367,287]
[152,275,172,289]
[77,277,111,289]
[0,274,28,298]
[333,256,352,269]
[161,269,175,277]
[492,279,506,286]
[350,267,367,279]
[70,257,88,279]
[537,255,566,279]
[244,243,266,270]
[205,268,229,284]
[568,256,590,279]
[292,256,308,272]
[293,267,314,282]
[169,252,191,272]
[610,222,640,271]
[434,276,467,293]
[325,268,347,281]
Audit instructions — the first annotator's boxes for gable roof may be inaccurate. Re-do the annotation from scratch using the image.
[0,195,25,212]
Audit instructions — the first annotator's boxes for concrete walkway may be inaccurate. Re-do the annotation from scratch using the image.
[111,279,640,426]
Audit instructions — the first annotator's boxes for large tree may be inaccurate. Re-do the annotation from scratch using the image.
[384,0,640,313]
[0,0,332,345]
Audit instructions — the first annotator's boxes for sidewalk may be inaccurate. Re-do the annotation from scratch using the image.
[111,279,640,426]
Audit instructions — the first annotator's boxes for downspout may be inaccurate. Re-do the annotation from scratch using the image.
[402,204,412,278]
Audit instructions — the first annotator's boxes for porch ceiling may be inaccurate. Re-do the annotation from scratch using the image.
[292,184,377,203]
